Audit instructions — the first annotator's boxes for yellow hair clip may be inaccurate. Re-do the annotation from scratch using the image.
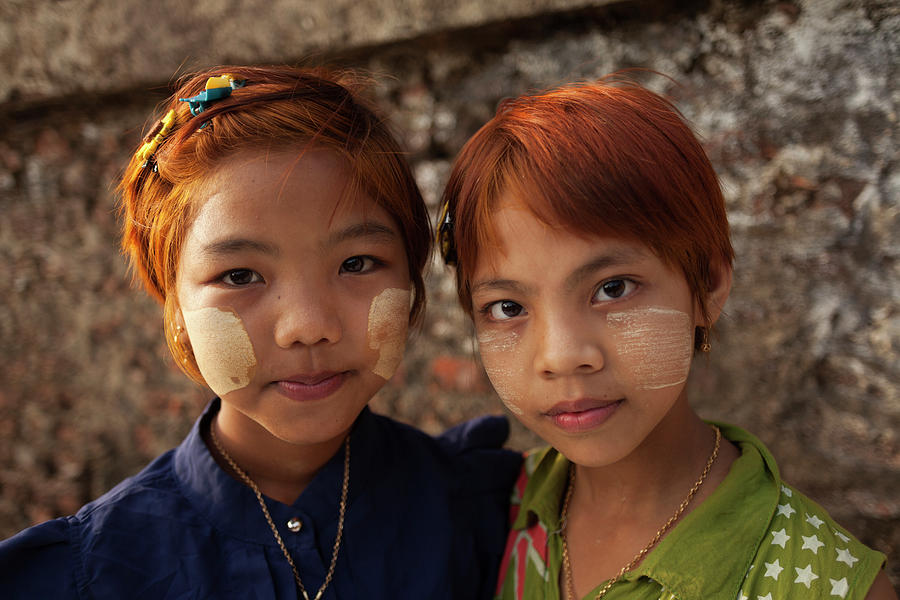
[136,109,178,165]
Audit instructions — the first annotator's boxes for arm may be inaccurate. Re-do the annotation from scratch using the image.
[865,570,899,600]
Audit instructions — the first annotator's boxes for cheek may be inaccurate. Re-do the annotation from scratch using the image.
[606,307,693,390]
[183,307,258,397]
[476,329,526,415]
[366,287,411,380]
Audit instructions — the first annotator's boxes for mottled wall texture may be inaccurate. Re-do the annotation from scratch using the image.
[1,0,898,588]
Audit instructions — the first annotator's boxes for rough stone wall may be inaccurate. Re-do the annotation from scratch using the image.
[1,0,897,589]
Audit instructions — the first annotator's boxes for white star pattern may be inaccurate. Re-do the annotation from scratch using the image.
[771,528,790,548]
[794,564,819,588]
[757,594,773,600]
[836,547,859,567]
[764,559,784,580]
[834,530,850,543]
[776,502,796,518]
[830,577,849,598]
[780,485,792,497]
[801,534,825,554]
[737,593,748,600]
[805,513,824,529]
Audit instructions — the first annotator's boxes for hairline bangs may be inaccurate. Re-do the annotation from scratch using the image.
[477,137,689,267]
[454,129,708,317]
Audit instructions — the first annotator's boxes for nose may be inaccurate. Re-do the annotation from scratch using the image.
[533,312,604,378]
[272,284,343,348]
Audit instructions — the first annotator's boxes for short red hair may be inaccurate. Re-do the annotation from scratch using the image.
[119,65,431,382]
[441,76,734,330]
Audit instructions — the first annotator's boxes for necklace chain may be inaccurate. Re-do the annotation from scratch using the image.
[209,423,350,600]
[561,425,721,600]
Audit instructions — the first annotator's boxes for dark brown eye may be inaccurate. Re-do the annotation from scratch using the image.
[224,269,259,285]
[340,256,378,274]
[342,257,365,273]
[593,279,637,303]
[602,280,626,298]
[488,300,525,321]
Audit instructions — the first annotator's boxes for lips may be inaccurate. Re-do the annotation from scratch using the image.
[544,398,624,433]
[274,371,349,402]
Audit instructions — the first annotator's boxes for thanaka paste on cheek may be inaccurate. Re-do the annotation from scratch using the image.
[182,307,258,396]
[606,307,693,390]
[366,288,410,380]
[476,329,525,415]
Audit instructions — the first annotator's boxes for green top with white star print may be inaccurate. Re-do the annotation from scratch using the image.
[495,423,886,600]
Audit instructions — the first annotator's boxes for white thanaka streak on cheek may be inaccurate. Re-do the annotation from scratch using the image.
[477,329,525,415]
[607,307,693,390]
[367,288,410,380]
[477,329,521,353]
[183,307,258,396]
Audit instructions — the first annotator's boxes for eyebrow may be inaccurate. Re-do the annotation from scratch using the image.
[198,221,399,258]
[327,221,399,246]
[200,238,280,257]
[563,248,646,292]
[470,248,647,297]
[469,278,531,297]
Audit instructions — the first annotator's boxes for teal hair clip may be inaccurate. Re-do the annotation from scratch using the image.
[179,74,246,121]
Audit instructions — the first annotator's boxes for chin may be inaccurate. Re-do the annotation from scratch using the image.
[268,412,356,445]
[550,435,635,469]
[275,426,348,448]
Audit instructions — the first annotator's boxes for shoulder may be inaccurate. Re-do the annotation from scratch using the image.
[359,412,524,598]
[367,410,523,492]
[738,480,886,600]
[0,448,194,598]
[714,424,887,599]
[0,517,79,597]
[75,448,183,524]
[376,409,512,458]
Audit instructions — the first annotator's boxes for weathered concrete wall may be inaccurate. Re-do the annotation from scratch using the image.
[0,0,615,104]
[2,0,898,588]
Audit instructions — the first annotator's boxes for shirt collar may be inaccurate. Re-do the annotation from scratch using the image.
[512,446,569,532]
[513,423,782,600]
[173,398,380,545]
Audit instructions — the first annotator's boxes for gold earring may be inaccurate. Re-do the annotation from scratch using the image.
[173,324,184,344]
[699,327,711,353]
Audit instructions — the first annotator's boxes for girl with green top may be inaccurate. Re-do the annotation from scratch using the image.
[437,77,895,600]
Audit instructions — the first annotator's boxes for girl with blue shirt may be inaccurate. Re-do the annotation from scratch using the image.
[0,65,520,599]
[437,78,895,599]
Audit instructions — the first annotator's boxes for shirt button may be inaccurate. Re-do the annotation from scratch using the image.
[287,517,302,533]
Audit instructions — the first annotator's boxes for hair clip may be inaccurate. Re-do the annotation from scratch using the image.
[135,75,247,170]
[179,74,246,120]
[437,201,457,265]
[136,108,178,169]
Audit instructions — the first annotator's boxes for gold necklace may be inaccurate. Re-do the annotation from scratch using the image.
[561,426,721,600]
[209,423,350,600]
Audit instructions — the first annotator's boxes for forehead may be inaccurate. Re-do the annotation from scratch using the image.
[187,148,393,238]
[201,147,349,206]
[472,195,654,277]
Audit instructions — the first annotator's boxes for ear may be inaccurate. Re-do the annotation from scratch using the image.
[698,259,733,327]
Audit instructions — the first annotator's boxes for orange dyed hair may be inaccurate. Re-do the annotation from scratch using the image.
[441,76,734,329]
[119,65,431,382]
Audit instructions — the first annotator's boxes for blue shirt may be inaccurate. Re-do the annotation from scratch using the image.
[0,400,522,599]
